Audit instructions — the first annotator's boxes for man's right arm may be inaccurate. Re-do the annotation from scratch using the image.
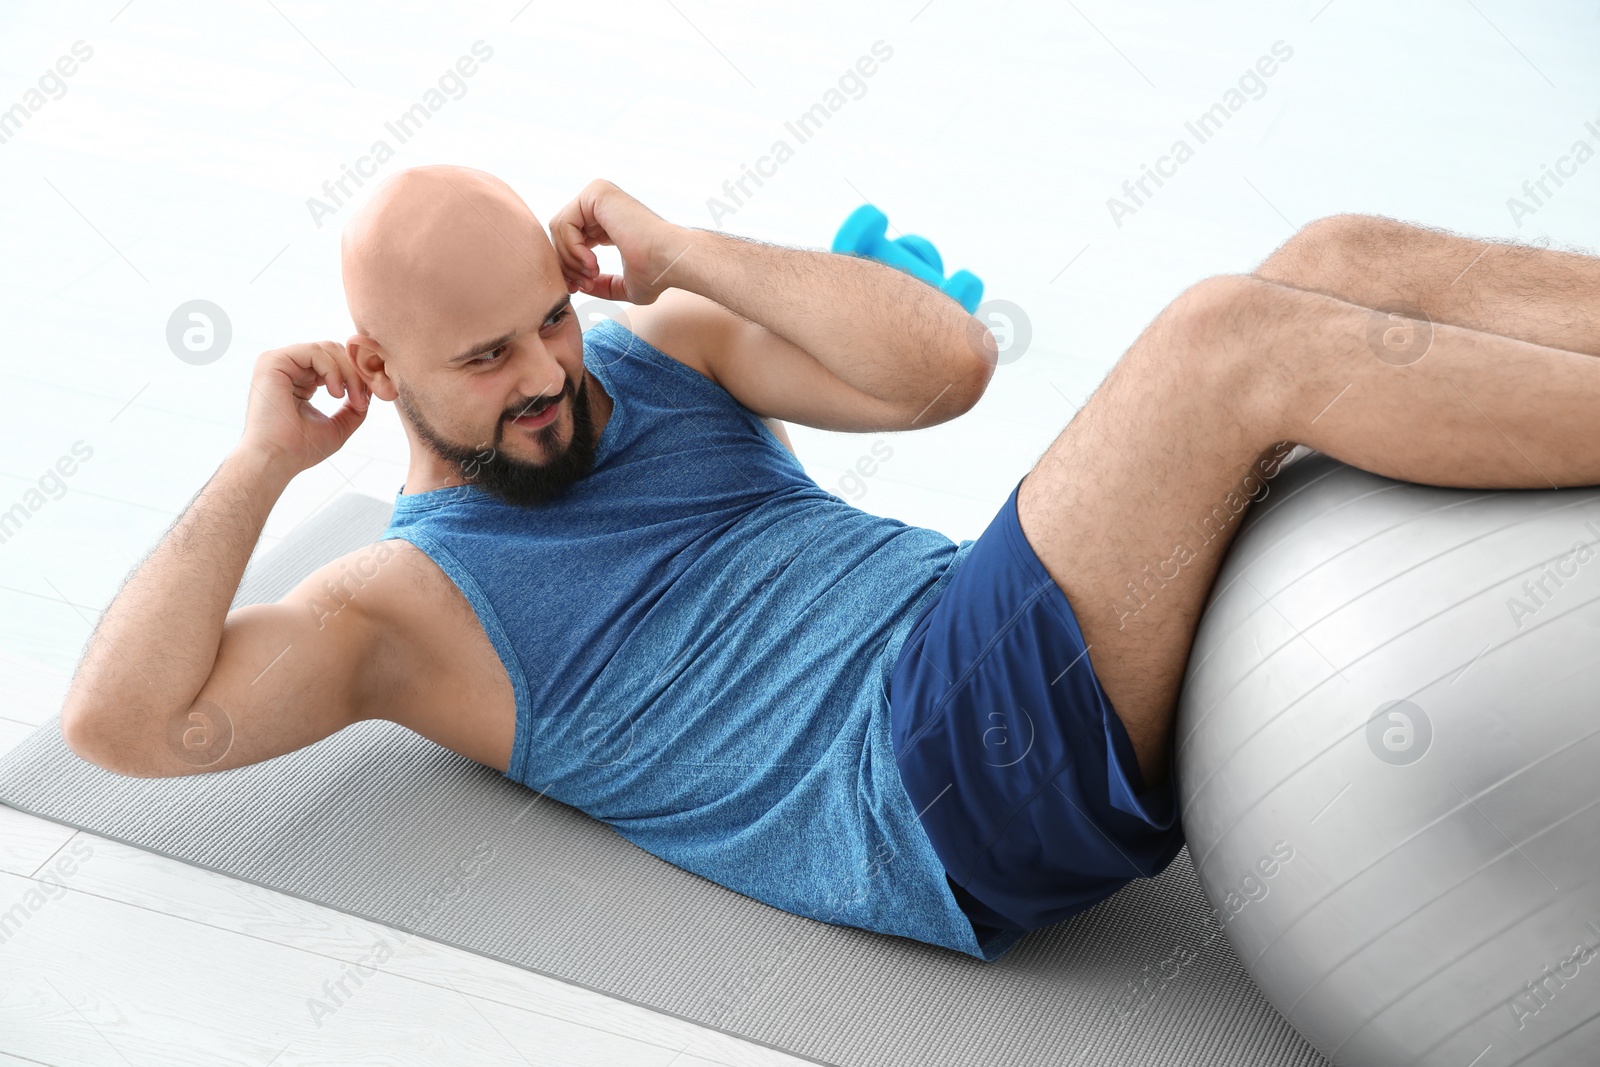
[60,340,379,775]
[59,451,387,776]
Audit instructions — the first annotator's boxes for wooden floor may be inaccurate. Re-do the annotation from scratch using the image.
[1,0,1595,1063]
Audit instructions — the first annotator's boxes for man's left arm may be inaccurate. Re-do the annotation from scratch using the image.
[546,181,997,433]
[653,228,996,432]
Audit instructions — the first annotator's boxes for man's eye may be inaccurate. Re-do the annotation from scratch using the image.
[470,309,567,366]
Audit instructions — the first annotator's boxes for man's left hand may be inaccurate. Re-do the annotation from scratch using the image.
[546,179,689,305]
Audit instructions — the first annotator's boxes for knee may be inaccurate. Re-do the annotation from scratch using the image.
[1162,273,1271,356]
[1158,273,1283,415]
[1257,213,1397,285]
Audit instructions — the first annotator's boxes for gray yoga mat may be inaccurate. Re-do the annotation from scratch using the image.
[0,492,1330,1067]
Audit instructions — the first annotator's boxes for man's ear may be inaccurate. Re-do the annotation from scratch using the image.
[348,334,397,402]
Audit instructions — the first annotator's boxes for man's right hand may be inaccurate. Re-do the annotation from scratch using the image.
[241,341,370,473]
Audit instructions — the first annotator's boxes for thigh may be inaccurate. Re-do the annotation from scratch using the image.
[1015,303,1294,787]
[888,480,1188,934]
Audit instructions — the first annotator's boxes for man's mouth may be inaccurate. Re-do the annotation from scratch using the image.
[509,394,561,429]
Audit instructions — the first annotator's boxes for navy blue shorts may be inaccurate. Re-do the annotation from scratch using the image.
[889,475,1184,937]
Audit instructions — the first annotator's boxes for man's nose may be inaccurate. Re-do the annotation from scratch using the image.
[512,348,566,403]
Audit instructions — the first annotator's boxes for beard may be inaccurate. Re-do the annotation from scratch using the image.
[397,372,600,508]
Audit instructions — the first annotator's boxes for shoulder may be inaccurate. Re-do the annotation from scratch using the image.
[283,538,458,627]
[314,538,485,708]
[331,537,517,769]
[348,537,481,650]
[621,288,739,386]
[355,536,458,601]
[287,540,439,664]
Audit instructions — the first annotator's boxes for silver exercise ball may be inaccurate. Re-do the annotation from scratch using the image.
[1177,450,1600,1067]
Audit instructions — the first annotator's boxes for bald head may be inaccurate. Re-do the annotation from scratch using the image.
[340,165,560,358]
[339,165,602,507]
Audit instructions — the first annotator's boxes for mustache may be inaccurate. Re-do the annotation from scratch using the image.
[505,380,571,421]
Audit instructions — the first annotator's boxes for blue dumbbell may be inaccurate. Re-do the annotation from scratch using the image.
[831,204,983,312]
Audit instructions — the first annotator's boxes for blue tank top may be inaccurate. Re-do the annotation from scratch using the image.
[378,318,1019,961]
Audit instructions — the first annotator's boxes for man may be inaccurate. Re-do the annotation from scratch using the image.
[59,165,1600,962]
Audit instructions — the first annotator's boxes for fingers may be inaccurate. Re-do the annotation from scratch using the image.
[263,342,368,413]
[244,340,372,472]
[563,262,622,298]
[327,389,369,443]
[548,192,607,293]
[583,273,629,301]
[552,215,601,289]
[331,342,369,412]
[304,341,368,412]
[548,178,675,307]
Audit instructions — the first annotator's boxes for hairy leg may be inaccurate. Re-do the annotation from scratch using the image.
[1020,273,1600,787]
[1255,214,1600,356]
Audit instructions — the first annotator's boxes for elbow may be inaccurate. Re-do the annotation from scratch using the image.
[907,316,996,427]
[966,341,996,408]
[59,708,102,766]
[59,705,113,770]
[947,341,995,419]
[907,361,988,428]
[58,705,145,777]
[958,315,999,409]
